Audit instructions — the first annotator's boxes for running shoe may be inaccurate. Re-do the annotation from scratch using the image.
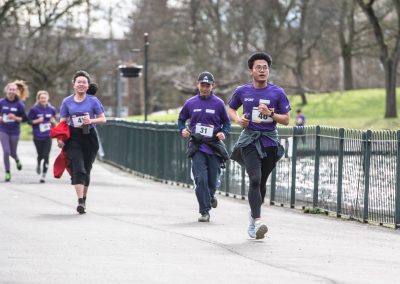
[211,197,218,208]
[248,211,256,238]
[5,172,11,182]
[198,212,210,222]
[77,203,86,214]
[16,160,22,171]
[40,178,45,183]
[254,220,268,240]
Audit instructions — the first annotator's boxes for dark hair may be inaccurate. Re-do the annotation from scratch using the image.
[297,109,302,113]
[72,70,91,83]
[247,52,272,69]
[87,83,98,95]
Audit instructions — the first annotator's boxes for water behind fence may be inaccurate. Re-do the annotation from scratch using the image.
[97,120,400,228]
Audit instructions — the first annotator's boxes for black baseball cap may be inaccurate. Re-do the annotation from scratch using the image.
[198,71,214,84]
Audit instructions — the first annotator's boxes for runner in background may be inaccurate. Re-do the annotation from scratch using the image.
[0,81,29,182]
[178,71,230,222]
[295,109,306,144]
[28,90,57,183]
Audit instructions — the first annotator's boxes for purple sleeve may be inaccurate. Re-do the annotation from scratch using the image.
[93,98,104,115]
[178,102,190,121]
[18,102,26,116]
[228,88,242,110]
[220,103,230,125]
[28,107,36,120]
[276,90,291,114]
[60,101,68,118]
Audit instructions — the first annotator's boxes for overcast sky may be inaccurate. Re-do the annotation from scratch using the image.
[89,0,134,39]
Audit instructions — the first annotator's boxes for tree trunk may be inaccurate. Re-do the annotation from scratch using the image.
[342,47,354,90]
[294,66,308,105]
[384,59,398,118]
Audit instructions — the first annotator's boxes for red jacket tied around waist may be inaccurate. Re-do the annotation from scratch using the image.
[50,121,71,178]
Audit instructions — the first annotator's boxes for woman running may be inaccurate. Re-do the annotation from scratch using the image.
[28,90,57,183]
[0,81,28,182]
[57,71,106,214]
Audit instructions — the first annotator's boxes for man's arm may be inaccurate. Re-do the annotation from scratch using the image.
[227,107,249,128]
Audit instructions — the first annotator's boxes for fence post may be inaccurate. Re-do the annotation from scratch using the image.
[290,127,298,208]
[241,166,246,199]
[363,130,372,223]
[225,135,231,195]
[395,130,400,228]
[270,168,276,205]
[313,126,321,208]
[337,128,345,217]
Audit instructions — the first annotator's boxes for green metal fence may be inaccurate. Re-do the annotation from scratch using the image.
[97,119,400,228]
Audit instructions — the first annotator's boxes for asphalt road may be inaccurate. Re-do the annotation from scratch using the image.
[1,141,400,284]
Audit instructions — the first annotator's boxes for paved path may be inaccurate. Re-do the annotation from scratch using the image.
[1,141,400,284]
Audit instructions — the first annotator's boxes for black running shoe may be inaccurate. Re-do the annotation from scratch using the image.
[198,213,210,222]
[16,160,22,171]
[211,197,218,208]
[77,203,86,214]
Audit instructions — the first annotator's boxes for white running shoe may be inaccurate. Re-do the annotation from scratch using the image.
[254,220,268,240]
[248,211,256,238]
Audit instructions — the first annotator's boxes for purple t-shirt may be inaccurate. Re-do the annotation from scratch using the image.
[179,94,230,154]
[296,114,305,126]
[228,82,291,147]
[0,97,26,135]
[28,104,57,140]
[60,94,104,128]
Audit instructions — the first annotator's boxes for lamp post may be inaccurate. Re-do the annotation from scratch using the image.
[116,64,143,117]
[115,68,122,117]
[144,32,149,121]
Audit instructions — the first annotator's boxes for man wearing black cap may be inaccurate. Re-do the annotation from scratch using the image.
[178,71,231,222]
[228,52,291,239]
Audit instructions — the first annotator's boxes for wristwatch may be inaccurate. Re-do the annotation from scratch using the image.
[269,111,275,118]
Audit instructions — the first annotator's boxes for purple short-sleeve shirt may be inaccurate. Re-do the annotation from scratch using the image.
[0,97,26,135]
[60,94,104,128]
[28,104,57,140]
[228,82,291,147]
[178,94,230,154]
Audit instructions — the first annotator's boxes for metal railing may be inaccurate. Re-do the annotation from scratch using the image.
[97,119,400,228]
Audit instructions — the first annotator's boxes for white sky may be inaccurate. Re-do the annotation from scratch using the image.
[89,0,134,39]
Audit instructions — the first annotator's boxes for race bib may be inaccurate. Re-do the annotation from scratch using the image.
[39,122,51,132]
[71,115,85,128]
[251,107,273,123]
[195,124,214,137]
[2,113,14,123]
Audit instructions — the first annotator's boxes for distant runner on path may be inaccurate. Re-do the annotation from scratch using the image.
[178,71,230,222]
[28,90,57,183]
[0,80,29,182]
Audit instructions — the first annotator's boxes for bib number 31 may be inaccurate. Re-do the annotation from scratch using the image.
[195,124,214,137]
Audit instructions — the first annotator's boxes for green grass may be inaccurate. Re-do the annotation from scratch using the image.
[20,123,33,141]
[128,88,400,130]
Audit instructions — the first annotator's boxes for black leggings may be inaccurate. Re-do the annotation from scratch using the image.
[33,138,52,174]
[242,144,277,219]
[64,127,99,186]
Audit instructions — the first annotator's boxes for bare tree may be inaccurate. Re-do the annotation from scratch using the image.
[339,0,357,90]
[356,0,399,118]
